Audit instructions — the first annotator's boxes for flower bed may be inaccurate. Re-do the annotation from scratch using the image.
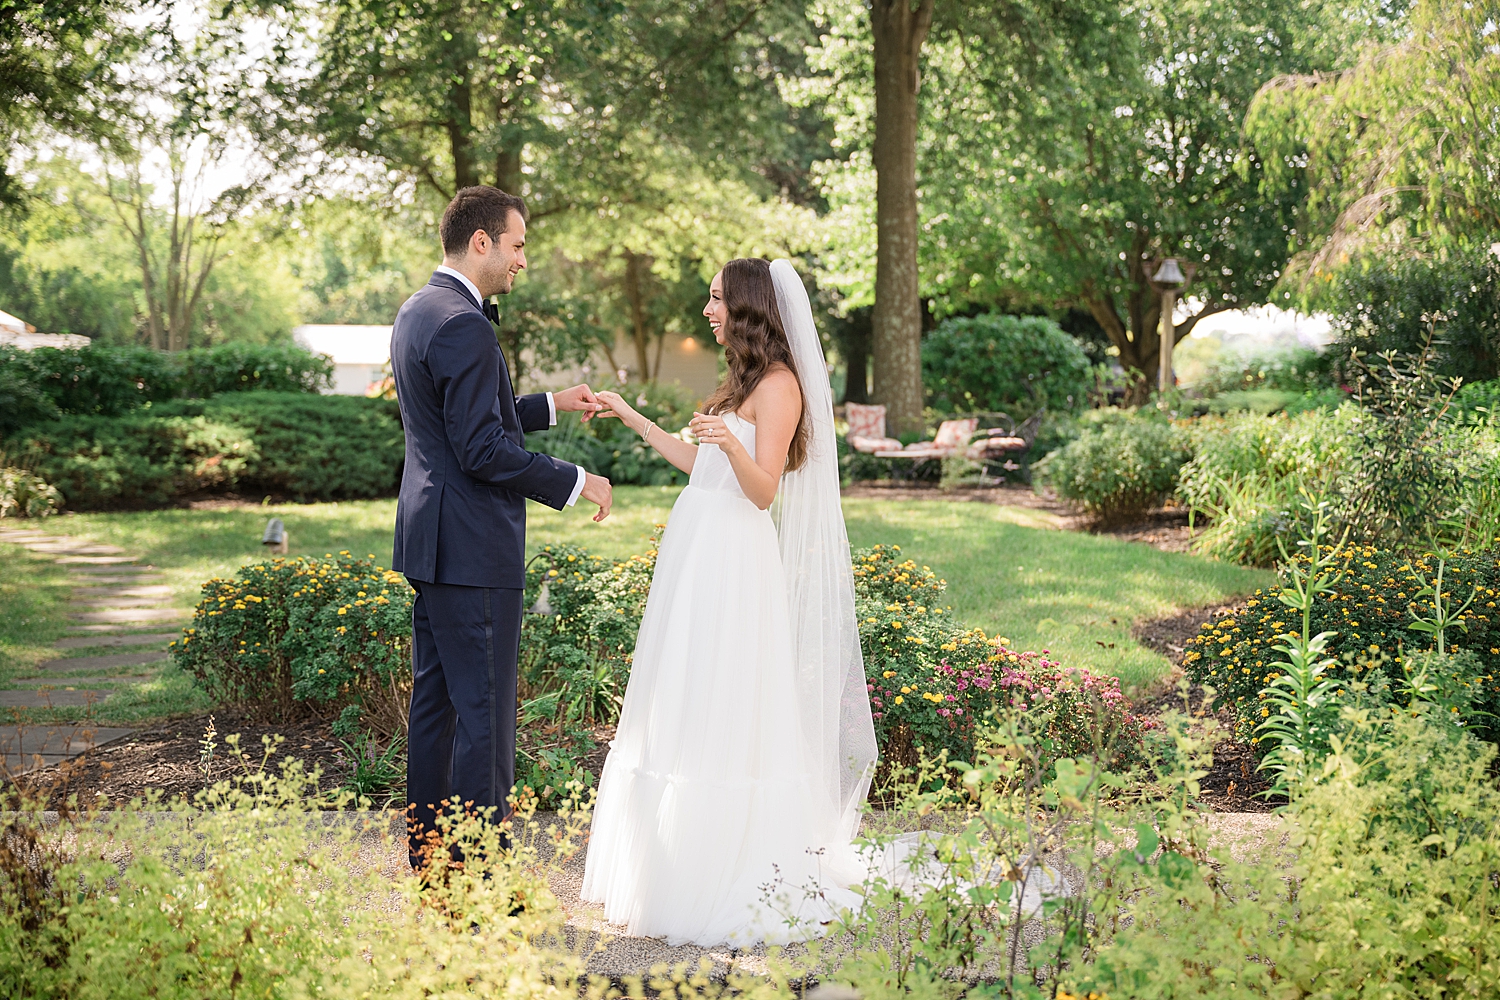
[174,541,1155,802]
[172,552,412,735]
[1182,543,1500,739]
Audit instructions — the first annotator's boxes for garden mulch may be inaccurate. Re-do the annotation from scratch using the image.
[11,711,617,813]
[1131,600,1281,811]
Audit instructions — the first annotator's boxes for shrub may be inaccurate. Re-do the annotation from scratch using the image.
[921,313,1091,416]
[0,342,333,434]
[9,413,258,509]
[1032,409,1189,523]
[7,393,402,508]
[0,466,60,518]
[173,552,412,732]
[0,765,597,998]
[1182,543,1500,741]
[160,393,405,500]
[1454,377,1500,424]
[1176,407,1356,566]
[1192,345,1339,397]
[1330,245,1500,384]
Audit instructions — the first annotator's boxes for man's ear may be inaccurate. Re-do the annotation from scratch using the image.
[468,229,489,257]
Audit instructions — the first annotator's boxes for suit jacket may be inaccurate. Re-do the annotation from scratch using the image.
[391,271,577,588]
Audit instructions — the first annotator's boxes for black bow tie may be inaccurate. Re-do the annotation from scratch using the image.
[482,301,499,324]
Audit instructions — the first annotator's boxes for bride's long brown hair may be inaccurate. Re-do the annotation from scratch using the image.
[702,258,809,471]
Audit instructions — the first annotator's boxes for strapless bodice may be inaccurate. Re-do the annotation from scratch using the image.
[687,412,755,499]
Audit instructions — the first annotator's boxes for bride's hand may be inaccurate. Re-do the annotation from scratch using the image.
[594,391,645,434]
[689,412,736,453]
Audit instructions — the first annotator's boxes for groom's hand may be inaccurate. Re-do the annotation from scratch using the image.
[555,383,605,422]
[581,472,613,522]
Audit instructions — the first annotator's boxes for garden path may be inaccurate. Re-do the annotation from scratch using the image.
[0,523,183,774]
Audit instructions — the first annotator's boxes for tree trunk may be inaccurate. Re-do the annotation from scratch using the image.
[494,147,520,195]
[624,251,652,382]
[446,56,478,191]
[870,0,933,436]
[838,307,873,403]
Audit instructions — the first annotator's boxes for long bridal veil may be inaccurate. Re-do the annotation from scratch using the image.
[769,259,877,842]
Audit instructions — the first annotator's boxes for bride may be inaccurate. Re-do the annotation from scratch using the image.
[583,258,878,946]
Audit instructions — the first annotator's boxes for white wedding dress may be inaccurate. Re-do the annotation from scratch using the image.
[581,261,878,947]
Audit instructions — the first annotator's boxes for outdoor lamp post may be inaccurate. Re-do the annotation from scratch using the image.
[1149,257,1189,398]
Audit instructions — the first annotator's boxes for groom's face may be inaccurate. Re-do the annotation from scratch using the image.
[479,212,527,296]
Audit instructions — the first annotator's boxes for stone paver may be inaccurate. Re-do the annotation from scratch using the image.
[66,565,158,576]
[28,651,171,674]
[0,724,134,774]
[12,675,152,687]
[24,542,126,555]
[55,555,142,565]
[66,573,164,585]
[72,585,173,599]
[70,608,187,624]
[54,631,179,649]
[69,596,172,609]
[0,689,106,708]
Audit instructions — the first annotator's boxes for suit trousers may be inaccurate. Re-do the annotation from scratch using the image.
[406,579,523,867]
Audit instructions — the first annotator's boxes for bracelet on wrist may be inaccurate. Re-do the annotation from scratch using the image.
[640,420,657,443]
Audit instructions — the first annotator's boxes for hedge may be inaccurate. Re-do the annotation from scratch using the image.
[8,393,403,509]
[0,342,333,435]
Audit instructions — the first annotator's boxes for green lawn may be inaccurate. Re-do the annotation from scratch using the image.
[1,487,1272,717]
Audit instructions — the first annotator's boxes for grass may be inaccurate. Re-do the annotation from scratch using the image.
[1,486,1273,723]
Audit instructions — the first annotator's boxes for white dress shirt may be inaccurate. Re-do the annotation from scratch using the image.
[434,265,588,507]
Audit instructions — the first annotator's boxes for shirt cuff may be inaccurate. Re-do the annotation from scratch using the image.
[546,392,557,427]
[565,464,587,507]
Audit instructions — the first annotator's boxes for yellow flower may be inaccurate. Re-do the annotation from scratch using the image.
[338,607,348,615]
[900,686,912,694]
[894,696,903,705]
[891,621,903,629]
[883,670,896,678]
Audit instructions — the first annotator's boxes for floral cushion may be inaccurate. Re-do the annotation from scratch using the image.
[845,402,888,440]
[850,434,903,454]
[932,417,979,449]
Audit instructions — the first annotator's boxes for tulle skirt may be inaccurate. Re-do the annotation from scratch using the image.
[580,484,865,945]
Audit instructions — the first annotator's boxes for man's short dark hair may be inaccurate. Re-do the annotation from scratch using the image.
[439,186,528,256]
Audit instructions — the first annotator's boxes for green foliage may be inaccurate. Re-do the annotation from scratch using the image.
[803,0,1381,395]
[0,466,60,518]
[853,544,1151,782]
[171,553,412,735]
[9,394,402,509]
[1183,542,1500,742]
[1454,378,1500,424]
[1191,345,1340,397]
[1336,343,1470,547]
[1033,410,1189,524]
[1177,407,1355,565]
[161,394,404,501]
[1059,709,1500,1000]
[1326,247,1500,384]
[0,758,599,998]
[1250,502,1347,789]
[1248,0,1500,269]
[9,412,258,509]
[921,314,1090,416]
[0,342,333,435]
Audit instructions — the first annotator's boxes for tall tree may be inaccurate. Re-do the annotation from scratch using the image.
[1247,0,1494,274]
[869,0,932,434]
[0,1,133,204]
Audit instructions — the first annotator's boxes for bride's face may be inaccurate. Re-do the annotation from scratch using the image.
[703,271,727,345]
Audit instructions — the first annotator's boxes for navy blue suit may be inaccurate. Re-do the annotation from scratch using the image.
[390,271,577,864]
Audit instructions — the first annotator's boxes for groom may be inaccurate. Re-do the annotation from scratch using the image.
[390,185,611,868]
